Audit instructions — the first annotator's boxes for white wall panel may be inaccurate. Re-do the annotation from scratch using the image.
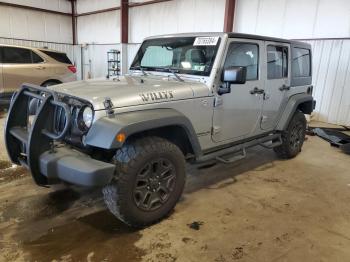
[306,40,350,126]
[282,0,319,39]
[77,0,119,13]
[0,6,72,43]
[0,0,71,13]
[313,0,350,38]
[235,0,350,39]
[77,11,120,44]
[129,0,226,43]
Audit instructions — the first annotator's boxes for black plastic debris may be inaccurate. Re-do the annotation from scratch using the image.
[312,127,350,155]
[187,221,204,230]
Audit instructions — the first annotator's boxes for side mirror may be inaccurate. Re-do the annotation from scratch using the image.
[222,66,247,84]
[218,66,247,95]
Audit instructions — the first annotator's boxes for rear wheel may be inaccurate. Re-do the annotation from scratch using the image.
[274,111,306,159]
[103,137,186,227]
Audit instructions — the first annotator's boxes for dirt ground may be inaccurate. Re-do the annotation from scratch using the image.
[1,111,350,262]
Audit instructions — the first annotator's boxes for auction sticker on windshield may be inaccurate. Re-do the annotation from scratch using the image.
[193,37,219,46]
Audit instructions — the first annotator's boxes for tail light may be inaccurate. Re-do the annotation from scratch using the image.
[68,65,77,73]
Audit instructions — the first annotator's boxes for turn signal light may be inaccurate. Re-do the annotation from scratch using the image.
[116,133,126,143]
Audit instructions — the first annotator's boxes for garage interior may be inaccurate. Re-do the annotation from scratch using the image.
[0,0,350,261]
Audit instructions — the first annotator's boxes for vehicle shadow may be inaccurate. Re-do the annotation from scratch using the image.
[184,145,278,194]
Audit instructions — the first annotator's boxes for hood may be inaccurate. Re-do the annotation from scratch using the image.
[49,75,211,110]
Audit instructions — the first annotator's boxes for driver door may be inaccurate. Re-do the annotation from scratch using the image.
[212,39,265,143]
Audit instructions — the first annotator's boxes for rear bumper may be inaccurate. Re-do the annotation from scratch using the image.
[39,147,115,187]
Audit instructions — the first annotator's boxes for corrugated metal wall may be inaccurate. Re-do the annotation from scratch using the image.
[0,0,71,13]
[305,39,350,125]
[234,0,350,39]
[77,0,119,14]
[77,11,120,44]
[0,6,72,43]
[129,0,226,43]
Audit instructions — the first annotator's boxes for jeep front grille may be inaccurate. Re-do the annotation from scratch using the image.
[53,106,68,135]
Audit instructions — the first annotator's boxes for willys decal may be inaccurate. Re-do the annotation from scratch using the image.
[139,91,174,102]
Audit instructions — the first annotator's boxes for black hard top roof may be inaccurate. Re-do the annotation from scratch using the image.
[227,32,310,47]
[146,32,311,49]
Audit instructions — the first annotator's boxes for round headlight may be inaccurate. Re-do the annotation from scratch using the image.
[82,106,93,128]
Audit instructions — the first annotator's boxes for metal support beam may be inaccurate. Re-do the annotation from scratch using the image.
[121,0,129,44]
[223,0,236,32]
[120,0,129,74]
[70,0,77,45]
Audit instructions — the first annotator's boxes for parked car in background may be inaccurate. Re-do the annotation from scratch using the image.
[0,45,77,105]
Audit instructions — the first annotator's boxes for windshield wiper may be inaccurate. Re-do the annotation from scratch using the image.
[130,65,148,76]
[164,67,184,82]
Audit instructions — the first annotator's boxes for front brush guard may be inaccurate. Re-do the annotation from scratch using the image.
[4,83,71,185]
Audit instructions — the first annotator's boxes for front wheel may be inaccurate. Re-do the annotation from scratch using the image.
[103,137,186,227]
[274,111,306,159]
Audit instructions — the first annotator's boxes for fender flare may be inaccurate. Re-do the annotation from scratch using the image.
[276,93,315,131]
[85,108,202,156]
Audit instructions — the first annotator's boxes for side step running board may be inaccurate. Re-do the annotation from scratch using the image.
[196,133,281,164]
[259,136,283,149]
[216,148,246,164]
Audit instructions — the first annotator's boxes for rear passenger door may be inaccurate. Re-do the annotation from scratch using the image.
[260,42,290,130]
[2,47,46,92]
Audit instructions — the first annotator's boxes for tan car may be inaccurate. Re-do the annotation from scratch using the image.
[0,44,77,105]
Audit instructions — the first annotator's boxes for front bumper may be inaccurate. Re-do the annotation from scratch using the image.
[5,84,114,187]
[40,147,115,187]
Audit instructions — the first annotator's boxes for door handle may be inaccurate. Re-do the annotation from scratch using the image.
[279,84,290,91]
[35,66,46,70]
[250,87,265,95]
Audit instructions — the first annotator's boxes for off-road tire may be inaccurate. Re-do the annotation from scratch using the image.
[274,111,306,159]
[103,136,186,227]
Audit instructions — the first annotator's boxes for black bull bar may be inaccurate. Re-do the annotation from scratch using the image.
[4,83,114,186]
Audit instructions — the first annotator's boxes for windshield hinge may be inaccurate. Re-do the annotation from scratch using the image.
[214,96,223,107]
[103,97,115,116]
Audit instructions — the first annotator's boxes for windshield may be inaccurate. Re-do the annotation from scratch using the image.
[130,36,221,77]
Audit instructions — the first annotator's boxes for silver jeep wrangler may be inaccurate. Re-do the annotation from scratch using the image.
[5,33,315,227]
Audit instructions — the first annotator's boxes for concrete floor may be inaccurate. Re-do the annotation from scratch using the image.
[1,111,350,262]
